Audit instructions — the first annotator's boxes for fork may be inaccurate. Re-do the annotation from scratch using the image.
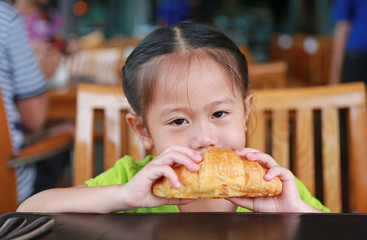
[0,216,54,240]
[0,218,27,238]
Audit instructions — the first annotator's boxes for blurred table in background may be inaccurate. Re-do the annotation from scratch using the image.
[271,33,332,87]
[47,87,77,122]
[249,60,288,89]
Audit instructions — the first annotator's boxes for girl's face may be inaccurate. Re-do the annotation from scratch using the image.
[145,57,251,155]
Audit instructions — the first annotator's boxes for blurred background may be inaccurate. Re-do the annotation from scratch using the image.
[58,0,333,61]
[39,0,339,177]
[41,0,336,87]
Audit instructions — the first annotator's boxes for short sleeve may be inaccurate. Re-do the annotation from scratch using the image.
[85,155,154,187]
[332,0,354,22]
[7,15,46,99]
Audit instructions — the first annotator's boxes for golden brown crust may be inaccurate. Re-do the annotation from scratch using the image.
[152,147,282,198]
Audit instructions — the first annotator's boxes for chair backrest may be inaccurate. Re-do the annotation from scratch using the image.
[73,83,145,186]
[62,48,123,85]
[0,86,18,212]
[249,61,288,89]
[271,33,332,86]
[93,37,141,65]
[1,86,74,213]
[247,82,367,213]
[79,30,105,49]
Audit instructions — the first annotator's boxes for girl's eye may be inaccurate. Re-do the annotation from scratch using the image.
[212,111,228,119]
[169,118,187,126]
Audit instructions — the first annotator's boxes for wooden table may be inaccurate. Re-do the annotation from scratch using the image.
[1,212,367,240]
[47,87,77,122]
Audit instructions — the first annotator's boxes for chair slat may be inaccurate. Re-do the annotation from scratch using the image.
[347,107,367,212]
[321,108,342,213]
[247,111,266,152]
[74,83,146,186]
[74,105,95,186]
[295,109,315,195]
[251,82,367,213]
[272,110,289,168]
[120,112,128,157]
[104,108,122,170]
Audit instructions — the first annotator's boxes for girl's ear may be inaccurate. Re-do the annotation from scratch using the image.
[244,93,254,127]
[126,113,153,150]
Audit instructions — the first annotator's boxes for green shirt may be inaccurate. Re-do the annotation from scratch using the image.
[85,155,330,213]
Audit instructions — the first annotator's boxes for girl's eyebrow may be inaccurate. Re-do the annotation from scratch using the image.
[205,98,235,109]
[160,98,235,117]
[160,107,188,117]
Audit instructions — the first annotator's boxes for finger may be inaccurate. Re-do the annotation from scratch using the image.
[160,166,182,189]
[235,148,260,156]
[264,166,294,182]
[166,198,195,205]
[245,151,279,169]
[152,151,200,172]
[161,145,202,163]
[226,197,255,210]
[145,165,181,188]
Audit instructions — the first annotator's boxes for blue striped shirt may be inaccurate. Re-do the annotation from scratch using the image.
[0,1,47,203]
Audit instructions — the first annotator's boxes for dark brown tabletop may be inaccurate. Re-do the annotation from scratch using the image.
[1,212,367,240]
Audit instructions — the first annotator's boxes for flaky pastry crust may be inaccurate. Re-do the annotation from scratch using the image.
[152,147,282,198]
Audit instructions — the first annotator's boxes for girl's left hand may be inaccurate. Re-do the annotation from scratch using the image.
[226,148,304,212]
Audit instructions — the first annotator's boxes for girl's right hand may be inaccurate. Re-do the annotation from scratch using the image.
[120,145,203,209]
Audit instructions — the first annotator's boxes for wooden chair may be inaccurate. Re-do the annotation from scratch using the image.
[79,30,105,49]
[249,61,288,89]
[91,37,141,65]
[247,82,367,213]
[271,33,332,86]
[0,89,73,213]
[47,88,77,122]
[305,35,332,86]
[73,83,145,186]
[62,48,124,85]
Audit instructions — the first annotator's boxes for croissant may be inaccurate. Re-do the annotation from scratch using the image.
[152,147,282,198]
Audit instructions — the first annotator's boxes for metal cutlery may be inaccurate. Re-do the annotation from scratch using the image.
[0,216,54,240]
[0,218,27,238]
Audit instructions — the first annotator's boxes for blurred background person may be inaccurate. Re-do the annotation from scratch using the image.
[14,0,76,88]
[15,0,63,78]
[329,0,367,85]
[0,0,71,203]
[155,0,200,27]
[14,0,64,52]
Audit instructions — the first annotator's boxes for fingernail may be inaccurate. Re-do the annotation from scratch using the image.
[194,163,200,170]
[264,173,271,181]
[175,182,181,188]
[245,152,255,159]
[193,153,203,162]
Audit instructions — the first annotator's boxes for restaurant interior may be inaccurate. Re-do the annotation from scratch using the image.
[1,0,367,218]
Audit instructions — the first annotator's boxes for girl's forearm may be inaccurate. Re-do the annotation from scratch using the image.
[17,185,131,213]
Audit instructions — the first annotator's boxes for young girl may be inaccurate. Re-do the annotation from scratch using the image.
[18,22,329,213]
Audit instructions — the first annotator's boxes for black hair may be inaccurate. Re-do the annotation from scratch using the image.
[122,22,249,119]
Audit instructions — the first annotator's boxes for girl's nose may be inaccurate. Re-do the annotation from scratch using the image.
[190,122,216,151]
